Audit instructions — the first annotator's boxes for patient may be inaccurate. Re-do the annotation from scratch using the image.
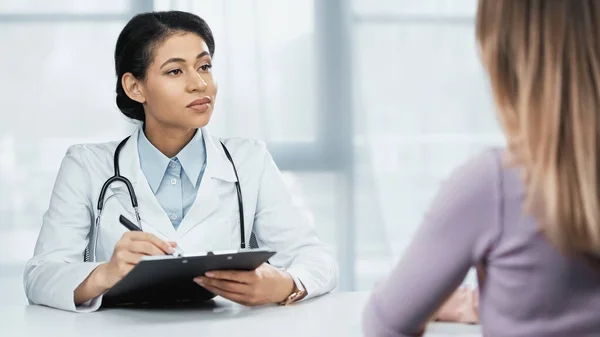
[364,1,600,336]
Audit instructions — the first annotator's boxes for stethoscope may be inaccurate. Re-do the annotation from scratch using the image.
[86,136,246,262]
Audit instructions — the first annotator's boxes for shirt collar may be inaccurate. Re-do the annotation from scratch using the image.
[176,129,206,188]
[137,128,206,193]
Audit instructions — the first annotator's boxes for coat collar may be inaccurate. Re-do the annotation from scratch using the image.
[116,126,237,186]
[107,126,239,239]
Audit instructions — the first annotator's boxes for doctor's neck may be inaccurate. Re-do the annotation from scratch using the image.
[142,121,196,158]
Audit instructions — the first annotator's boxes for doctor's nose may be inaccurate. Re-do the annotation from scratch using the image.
[187,73,208,92]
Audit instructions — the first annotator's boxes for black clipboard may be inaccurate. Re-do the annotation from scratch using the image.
[101,249,276,307]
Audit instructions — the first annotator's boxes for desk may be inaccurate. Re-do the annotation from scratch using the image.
[3,292,481,337]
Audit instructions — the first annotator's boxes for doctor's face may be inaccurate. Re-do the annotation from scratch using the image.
[139,32,217,131]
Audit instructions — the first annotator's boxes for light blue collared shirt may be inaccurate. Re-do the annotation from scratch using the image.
[137,128,206,229]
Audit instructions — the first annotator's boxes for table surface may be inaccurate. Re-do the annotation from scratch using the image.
[2,291,481,337]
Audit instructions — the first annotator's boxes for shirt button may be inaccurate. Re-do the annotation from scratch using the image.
[169,162,176,168]
[170,213,178,220]
[171,178,177,185]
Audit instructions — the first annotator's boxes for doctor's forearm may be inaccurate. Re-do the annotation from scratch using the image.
[74,263,110,305]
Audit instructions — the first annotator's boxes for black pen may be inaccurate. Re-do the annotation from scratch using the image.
[119,215,183,257]
[119,215,141,231]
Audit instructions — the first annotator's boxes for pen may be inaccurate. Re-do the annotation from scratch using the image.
[119,215,183,257]
[119,214,142,231]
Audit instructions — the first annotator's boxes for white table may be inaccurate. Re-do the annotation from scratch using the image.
[2,292,481,337]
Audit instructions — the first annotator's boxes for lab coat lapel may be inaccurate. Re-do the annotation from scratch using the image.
[176,128,238,237]
[176,175,221,237]
[107,128,178,240]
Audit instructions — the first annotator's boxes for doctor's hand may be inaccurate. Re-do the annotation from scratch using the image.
[96,232,177,290]
[194,263,295,306]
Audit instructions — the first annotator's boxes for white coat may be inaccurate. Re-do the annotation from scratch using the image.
[24,127,338,312]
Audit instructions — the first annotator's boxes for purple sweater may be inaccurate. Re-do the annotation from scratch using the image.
[363,149,600,337]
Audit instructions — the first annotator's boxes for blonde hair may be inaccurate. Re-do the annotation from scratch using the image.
[476,0,600,256]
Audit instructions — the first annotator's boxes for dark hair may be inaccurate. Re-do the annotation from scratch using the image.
[114,11,215,122]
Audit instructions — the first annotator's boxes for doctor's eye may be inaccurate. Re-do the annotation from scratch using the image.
[167,68,183,76]
[198,63,212,72]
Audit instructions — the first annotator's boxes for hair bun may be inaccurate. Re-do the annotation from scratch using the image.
[116,93,144,122]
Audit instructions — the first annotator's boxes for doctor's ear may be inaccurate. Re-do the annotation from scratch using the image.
[121,73,146,104]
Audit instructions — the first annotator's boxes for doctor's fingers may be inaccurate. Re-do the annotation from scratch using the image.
[114,250,143,265]
[124,231,174,254]
[203,270,256,284]
[194,277,252,295]
[201,285,262,307]
[128,241,169,256]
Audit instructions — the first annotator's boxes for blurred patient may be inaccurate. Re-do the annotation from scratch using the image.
[364,1,600,336]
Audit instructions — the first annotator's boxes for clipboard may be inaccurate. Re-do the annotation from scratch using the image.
[101,249,276,307]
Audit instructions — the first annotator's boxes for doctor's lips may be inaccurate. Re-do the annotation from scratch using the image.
[186,97,211,112]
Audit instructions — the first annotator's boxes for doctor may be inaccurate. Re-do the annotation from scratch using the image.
[24,10,337,312]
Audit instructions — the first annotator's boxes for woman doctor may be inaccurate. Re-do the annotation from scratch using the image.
[24,11,337,312]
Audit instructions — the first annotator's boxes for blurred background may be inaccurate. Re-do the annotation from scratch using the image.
[0,0,504,305]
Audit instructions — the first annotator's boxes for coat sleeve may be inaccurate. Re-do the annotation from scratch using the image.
[23,145,104,312]
[250,142,338,300]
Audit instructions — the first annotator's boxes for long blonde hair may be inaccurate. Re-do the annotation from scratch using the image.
[477,0,600,256]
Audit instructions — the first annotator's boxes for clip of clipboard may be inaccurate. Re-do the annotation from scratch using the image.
[101,249,276,307]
